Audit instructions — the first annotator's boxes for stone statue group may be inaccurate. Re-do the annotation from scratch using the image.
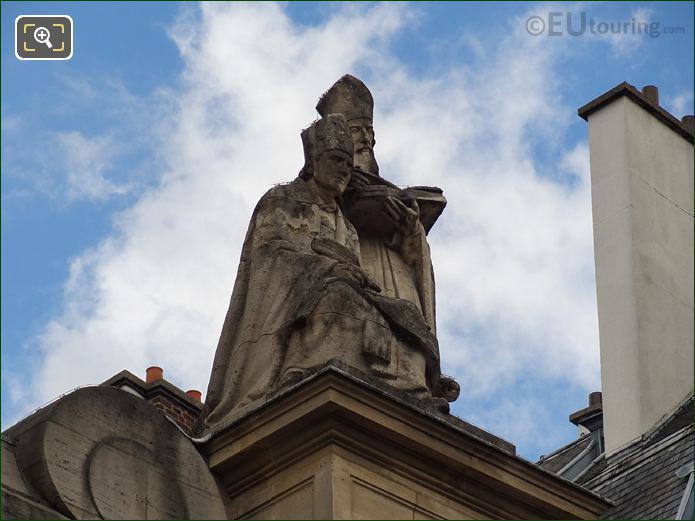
[199,76,459,433]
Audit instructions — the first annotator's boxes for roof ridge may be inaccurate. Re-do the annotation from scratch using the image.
[538,433,592,463]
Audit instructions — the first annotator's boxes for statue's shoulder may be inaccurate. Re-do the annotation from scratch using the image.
[260,178,304,197]
[253,178,313,216]
[259,178,311,204]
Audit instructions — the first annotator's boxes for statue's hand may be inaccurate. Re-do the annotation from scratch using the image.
[348,170,370,189]
[438,376,461,402]
[383,196,420,236]
[331,263,381,292]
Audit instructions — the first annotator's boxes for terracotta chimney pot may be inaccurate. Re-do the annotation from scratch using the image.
[186,390,202,402]
[146,366,163,382]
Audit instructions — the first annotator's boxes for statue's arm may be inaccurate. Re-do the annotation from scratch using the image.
[252,198,379,291]
[382,196,426,267]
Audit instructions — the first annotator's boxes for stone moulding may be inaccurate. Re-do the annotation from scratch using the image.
[202,363,611,520]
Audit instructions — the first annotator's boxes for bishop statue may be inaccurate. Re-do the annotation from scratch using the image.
[198,76,458,434]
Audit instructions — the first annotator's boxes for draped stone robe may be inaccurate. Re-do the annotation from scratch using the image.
[359,224,436,334]
[200,177,441,434]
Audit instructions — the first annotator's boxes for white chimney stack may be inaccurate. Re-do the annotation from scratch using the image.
[579,83,694,455]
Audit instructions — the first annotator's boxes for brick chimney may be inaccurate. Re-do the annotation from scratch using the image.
[142,367,201,433]
[101,367,203,434]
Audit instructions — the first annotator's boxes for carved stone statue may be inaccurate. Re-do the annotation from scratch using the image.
[316,75,459,394]
[199,85,459,434]
[315,75,453,336]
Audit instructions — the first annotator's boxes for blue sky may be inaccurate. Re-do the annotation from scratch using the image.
[2,2,693,461]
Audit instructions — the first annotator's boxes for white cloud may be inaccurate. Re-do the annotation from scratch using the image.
[3,74,170,205]
[468,397,571,457]
[15,3,602,456]
[665,90,694,118]
[524,5,656,59]
[597,7,654,57]
[55,131,132,201]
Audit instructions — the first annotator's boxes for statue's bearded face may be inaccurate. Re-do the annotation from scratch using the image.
[348,117,378,175]
[314,149,353,197]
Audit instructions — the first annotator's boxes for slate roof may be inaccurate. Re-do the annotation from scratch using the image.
[576,395,694,520]
[538,434,593,474]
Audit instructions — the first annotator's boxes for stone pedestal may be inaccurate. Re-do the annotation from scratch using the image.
[202,364,610,519]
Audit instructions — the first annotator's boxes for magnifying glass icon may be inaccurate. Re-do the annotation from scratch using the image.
[33,26,53,49]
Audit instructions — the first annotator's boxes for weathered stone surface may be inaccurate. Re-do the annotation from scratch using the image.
[315,76,449,358]
[202,365,611,519]
[200,78,459,434]
[3,386,227,520]
[88,438,187,519]
[1,437,67,520]
[314,76,457,406]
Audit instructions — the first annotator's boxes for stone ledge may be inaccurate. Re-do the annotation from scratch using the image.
[202,358,514,455]
[201,363,611,519]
